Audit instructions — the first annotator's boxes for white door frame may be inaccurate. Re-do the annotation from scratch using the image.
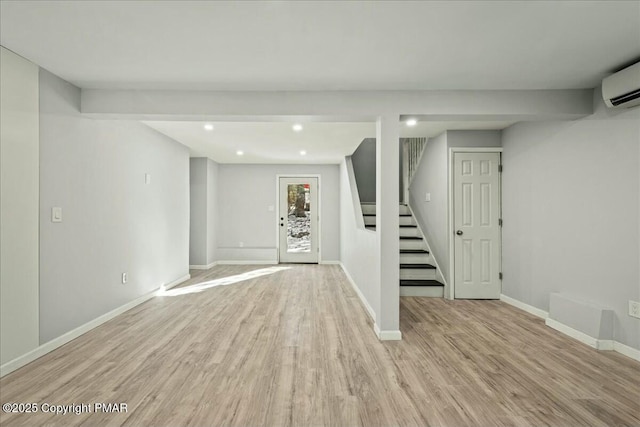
[447,147,503,300]
[276,174,322,263]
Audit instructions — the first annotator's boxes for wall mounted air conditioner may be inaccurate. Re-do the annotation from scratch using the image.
[602,61,640,109]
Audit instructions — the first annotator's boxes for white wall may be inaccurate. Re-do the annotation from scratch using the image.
[0,47,40,365]
[39,68,190,343]
[409,130,502,288]
[190,158,208,266]
[190,157,219,266]
[216,164,340,262]
[207,159,219,265]
[376,116,401,335]
[340,158,380,321]
[446,130,502,149]
[502,91,640,350]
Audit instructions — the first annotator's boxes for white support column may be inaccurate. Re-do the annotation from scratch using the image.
[375,115,401,340]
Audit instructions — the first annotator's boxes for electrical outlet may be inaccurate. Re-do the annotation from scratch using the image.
[122,273,127,284]
[629,300,640,319]
[239,242,244,248]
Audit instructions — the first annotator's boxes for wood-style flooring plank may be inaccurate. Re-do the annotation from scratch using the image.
[1,264,639,427]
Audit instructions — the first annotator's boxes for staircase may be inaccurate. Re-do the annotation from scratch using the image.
[361,203,444,297]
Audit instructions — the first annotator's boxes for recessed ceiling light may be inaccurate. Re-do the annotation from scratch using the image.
[406,118,418,127]
[292,124,303,132]
[236,150,244,156]
[204,123,214,131]
[300,150,307,156]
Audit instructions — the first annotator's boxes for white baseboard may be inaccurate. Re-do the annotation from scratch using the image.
[215,260,278,265]
[0,274,191,378]
[319,260,341,265]
[338,262,376,323]
[545,318,601,349]
[502,294,639,362]
[597,340,615,351]
[500,294,549,319]
[613,341,640,361]
[374,323,402,341]
[189,262,217,270]
[545,318,640,361]
[338,262,402,341]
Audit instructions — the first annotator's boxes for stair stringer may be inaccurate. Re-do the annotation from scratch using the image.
[406,203,448,291]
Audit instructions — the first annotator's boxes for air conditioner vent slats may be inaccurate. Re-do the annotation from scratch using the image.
[610,88,640,106]
[602,61,640,109]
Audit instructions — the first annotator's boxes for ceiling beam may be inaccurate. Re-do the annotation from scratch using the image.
[81,89,594,122]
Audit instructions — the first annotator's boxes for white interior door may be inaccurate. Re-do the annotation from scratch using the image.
[454,152,501,299]
[279,177,318,263]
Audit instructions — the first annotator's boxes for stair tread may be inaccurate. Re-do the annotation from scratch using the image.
[364,213,413,217]
[365,225,376,229]
[400,249,429,254]
[400,279,443,287]
[400,263,436,269]
[400,236,422,240]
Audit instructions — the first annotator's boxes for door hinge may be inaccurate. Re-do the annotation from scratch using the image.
[498,218,503,226]
[499,272,503,280]
[498,164,503,173]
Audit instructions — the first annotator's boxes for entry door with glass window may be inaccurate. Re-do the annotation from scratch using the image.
[279,177,318,263]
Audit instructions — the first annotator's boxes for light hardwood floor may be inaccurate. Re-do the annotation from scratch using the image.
[1,264,639,426]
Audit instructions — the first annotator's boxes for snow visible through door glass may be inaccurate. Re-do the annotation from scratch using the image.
[287,184,311,252]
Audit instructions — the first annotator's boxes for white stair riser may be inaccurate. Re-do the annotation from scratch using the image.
[399,227,419,237]
[401,269,436,280]
[399,216,416,226]
[362,215,415,226]
[361,204,410,215]
[364,216,376,225]
[400,239,424,250]
[400,253,431,264]
[361,204,376,215]
[364,216,415,226]
[400,286,444,297]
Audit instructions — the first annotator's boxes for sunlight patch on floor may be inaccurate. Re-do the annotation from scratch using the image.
[156,266,292,297]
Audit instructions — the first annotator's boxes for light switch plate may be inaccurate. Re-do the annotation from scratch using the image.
[145,173,151,184]
[425,193,431,202]
[268,205,275,212]
[52,207,62,223]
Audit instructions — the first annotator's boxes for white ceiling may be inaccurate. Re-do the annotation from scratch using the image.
[143,120,513,164]
[143,121,376,164]
[2,1,637,163]
[1,1,639,91]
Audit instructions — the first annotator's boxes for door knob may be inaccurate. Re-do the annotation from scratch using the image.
[456,230,463,236]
